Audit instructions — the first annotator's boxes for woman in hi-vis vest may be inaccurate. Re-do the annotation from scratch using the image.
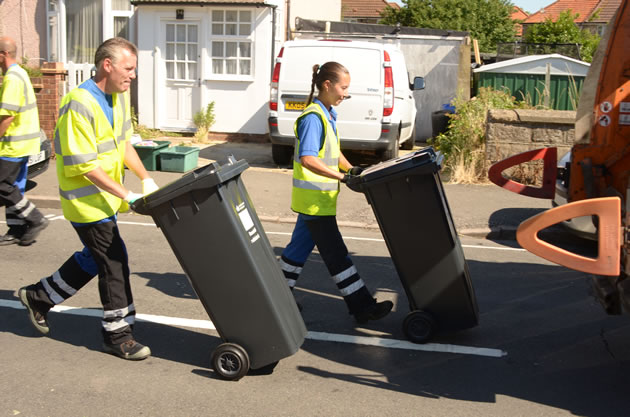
[279,62,393,324]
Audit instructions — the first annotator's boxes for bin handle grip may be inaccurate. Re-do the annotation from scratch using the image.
[488,147,557,199]
[516,197,621,276]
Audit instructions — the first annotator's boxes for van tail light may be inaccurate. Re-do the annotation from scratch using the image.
[270,48,284,111]
[383,50,394,117]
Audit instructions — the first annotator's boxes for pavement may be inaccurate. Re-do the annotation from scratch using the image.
[23,138,563,241]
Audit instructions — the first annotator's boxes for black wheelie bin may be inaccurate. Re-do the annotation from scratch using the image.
[346,147,478,343]
[132,156,307,380]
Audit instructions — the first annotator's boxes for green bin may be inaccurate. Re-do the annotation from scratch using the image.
[133,140,170,171]
[159,146,200,173]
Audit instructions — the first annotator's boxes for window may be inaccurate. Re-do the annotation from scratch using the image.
[165,23,199,80]
[66,0,103,63]
[210,10,253,77]
[47,0,135,63]
[112,0,134,40]
[48,0,60,62]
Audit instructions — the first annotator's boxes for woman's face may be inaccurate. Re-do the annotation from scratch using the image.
[321,72,350,107]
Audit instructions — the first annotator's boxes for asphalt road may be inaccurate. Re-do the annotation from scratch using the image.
[1,207,629,416]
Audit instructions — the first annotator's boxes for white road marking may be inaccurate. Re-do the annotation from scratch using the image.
[1,299,506,358]
[266,231,524,251]
[13,215,524,252]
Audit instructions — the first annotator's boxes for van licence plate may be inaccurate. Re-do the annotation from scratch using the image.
[285,101,306,111]
[27,150,46,166]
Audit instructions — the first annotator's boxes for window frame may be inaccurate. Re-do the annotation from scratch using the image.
[206,8,255,82]
[164,21,201,82]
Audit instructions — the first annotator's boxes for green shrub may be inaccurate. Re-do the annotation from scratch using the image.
[193,101,216,143]
[429,87,531,183]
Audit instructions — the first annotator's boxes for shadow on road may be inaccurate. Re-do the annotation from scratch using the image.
[134,271,197,299]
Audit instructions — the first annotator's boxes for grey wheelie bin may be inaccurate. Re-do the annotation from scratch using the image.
[132,156,307,380]
[346,147,478,343]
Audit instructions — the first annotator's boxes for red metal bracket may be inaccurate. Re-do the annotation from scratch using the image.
[488,147,557,199]
[517,197,621,276]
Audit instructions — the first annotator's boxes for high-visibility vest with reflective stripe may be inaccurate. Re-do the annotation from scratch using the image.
[0,65,40,157]
[291,103,340,216]
[55,87,133,223]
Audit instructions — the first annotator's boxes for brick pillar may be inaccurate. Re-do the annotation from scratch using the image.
[37,62,66,150]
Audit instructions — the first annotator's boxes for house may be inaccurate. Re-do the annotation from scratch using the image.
[511,6,529,38]
[522,0,622,37]
[1,0,345,136]
[341,0,398,23]
[130,0,287,135]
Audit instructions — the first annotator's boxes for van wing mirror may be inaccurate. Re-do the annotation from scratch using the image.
[411,77,425,90]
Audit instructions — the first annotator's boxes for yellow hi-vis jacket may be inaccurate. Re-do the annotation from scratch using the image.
[55,87,133,223]
[0,64,40,157]
[291,102,340,216]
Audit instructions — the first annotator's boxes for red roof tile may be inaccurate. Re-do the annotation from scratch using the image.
[586,0,622,23]
[511,5,529,20]
[524,0,601,23]
[342,0,397,18]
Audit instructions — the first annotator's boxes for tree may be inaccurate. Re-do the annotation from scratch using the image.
[523,10,601,62]
[380,0,517,52]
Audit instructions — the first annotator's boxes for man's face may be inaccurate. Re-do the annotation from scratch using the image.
[104,48,137,94]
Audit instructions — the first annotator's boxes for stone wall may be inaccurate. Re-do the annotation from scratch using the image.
[485,109,576,168]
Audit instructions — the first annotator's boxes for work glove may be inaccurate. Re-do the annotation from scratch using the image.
[142,178,159,195]
[124,191,144,204]
[347,166,364,176]
[345,174,362,187]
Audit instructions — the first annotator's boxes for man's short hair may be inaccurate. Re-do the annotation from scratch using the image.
[94,37,138,69]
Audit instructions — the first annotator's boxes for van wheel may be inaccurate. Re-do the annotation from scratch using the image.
[400,126,416,150]
[379,137,399,161]
[272,144,293,166]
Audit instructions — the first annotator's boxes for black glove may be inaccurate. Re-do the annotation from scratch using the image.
[348,166,364,176]
[345,174,362,187]
[340,174,349,183]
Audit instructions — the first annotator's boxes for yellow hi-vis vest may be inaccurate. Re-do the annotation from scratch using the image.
[291,102,340,216]
[0,64,40,157]
[55,87,133,223]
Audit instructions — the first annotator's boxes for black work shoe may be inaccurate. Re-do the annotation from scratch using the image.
[18,287,50,335]
[19,217,49,246]
[103,339,151,361]
[354,300,394,324]
[0,233,20,246]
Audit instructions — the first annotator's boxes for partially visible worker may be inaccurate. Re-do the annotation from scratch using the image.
[19,37,160,361]
[0,36,49,246]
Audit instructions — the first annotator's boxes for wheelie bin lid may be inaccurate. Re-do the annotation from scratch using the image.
[347,146,443,192]
[131,155,249,215]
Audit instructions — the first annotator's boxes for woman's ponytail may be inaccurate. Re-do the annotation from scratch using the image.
[306,64,319,106]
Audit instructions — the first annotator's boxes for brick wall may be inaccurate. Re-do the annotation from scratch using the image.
[485,109,576,180]
[35,62,66,146]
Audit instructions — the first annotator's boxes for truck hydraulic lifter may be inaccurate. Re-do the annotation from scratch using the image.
[487,0,630,315]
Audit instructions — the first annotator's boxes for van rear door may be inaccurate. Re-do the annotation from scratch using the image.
[276,44,383,142]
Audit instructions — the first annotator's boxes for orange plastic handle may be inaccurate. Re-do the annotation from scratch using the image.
[517,197,621,276]
[488,147,557,199]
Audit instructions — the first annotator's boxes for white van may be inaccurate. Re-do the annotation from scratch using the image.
[268,39,425,165]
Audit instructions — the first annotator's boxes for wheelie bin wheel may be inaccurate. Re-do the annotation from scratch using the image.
[403,311,437,343]
[211,343,250,380]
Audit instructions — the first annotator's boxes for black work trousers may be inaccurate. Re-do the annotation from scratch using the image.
[0,158,43,234]
[30,219,135,344]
